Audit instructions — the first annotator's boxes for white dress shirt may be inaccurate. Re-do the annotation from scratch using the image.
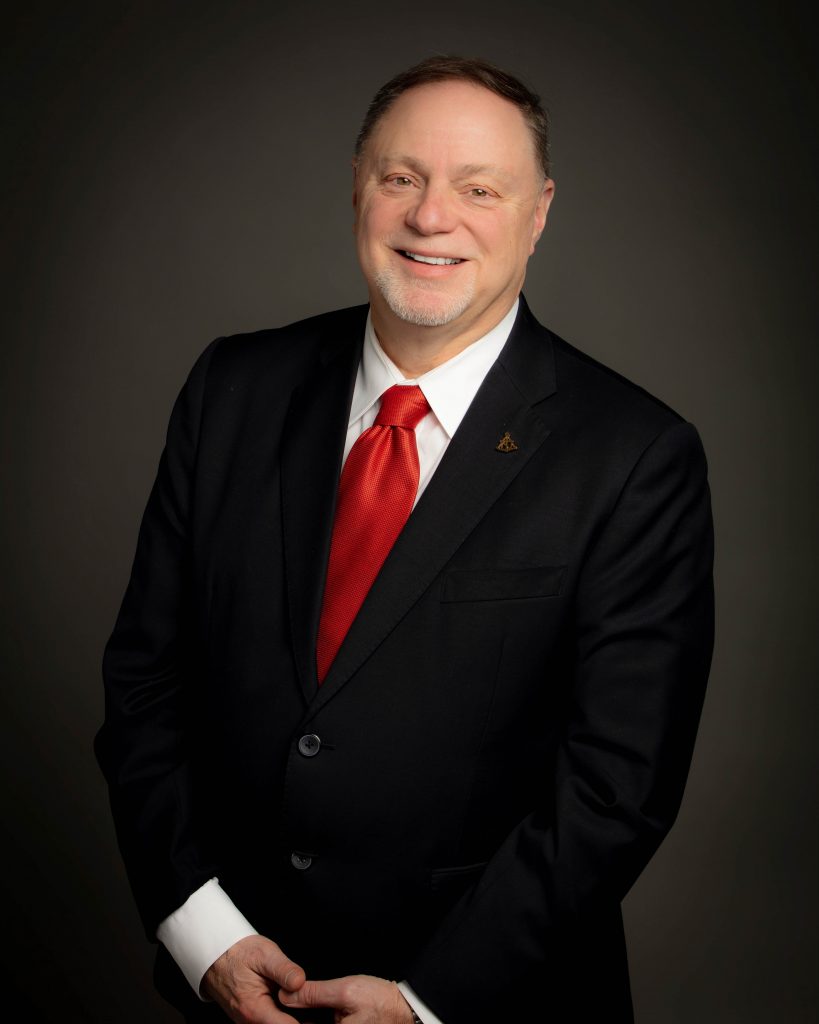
[156,298,519,1023]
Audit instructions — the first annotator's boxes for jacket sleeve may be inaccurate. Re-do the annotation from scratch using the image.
[405,420,715,1021]
[94,338,222,941]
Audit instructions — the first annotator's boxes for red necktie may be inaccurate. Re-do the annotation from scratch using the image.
[316,384,430,683]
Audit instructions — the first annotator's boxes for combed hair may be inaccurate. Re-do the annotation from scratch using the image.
[355,55,550,179]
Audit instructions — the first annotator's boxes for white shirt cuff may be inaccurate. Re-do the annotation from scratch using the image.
[156,877,258,1001]
[398,981,446,1024]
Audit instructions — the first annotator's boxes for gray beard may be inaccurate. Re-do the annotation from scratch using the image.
[373,266,475,328]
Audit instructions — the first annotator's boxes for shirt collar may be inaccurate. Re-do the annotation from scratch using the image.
[349,298,519,439]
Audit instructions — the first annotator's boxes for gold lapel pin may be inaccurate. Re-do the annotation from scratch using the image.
[495,431,519,453]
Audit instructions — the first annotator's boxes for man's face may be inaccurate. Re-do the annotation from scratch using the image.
[353,79,553,339]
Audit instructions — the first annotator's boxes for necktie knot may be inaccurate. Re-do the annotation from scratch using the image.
[374,385,430,430]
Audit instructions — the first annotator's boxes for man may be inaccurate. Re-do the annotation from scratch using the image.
[95,56,714,1024]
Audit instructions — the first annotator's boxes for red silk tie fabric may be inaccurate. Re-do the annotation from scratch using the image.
[316,384,431,683]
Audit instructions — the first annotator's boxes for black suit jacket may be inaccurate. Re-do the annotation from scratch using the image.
[95,295,714,1023]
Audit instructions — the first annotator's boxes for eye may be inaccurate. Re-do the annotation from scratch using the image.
[470,187,489,197]
[387,175,414,187]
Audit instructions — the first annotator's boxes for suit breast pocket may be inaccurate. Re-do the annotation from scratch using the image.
[428,861,490,921]
[441,565,566,603]
[430,861,489,893]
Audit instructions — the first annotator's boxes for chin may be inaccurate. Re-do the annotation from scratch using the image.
[373,268,475,328]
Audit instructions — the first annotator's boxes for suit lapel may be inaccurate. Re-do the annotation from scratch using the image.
[308,295,558,716]
[280,306,366,703]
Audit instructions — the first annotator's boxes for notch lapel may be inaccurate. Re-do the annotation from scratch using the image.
[280,307,366,703]
[308,296,558,716]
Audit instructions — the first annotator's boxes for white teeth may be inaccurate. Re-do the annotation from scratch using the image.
[403,251,462,265]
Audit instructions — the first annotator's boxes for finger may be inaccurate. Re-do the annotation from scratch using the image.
[279,978,346,1009]
[253,1004,302,1024]
[220,990,302,1024]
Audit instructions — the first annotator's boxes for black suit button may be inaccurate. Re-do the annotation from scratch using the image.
[298,733,321,757]
[290,852,312,871]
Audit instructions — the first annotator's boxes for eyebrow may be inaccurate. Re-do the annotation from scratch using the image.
[377,154,513,182]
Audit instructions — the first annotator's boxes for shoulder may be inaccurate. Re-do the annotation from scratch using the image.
[170,303,367,428]
[205,302,368,379]
[535,327,711,532]
[513,295,688,442]
[515,298,707,478]
[539,325,707,480]
[551,330,683,430]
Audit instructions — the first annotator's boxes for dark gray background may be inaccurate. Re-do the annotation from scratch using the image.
[2,1,816,1020]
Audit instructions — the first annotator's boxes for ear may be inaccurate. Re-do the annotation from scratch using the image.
[530,178,555,253]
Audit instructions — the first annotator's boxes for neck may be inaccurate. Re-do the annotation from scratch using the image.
[369,295,518,378]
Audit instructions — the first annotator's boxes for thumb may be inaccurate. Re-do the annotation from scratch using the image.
[280,979,342,1009]
[257,945,306,991]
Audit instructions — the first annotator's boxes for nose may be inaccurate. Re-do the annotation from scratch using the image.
[404,183,458,235]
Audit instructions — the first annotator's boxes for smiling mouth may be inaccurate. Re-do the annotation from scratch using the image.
[399,250,464,265]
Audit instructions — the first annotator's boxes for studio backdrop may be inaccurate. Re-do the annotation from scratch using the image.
[1,2,816,1021]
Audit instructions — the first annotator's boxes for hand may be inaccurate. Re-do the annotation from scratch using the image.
[279,975,414,1023]
[201,934,307,1023]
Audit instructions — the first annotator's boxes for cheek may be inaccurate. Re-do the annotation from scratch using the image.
[358,197,399,239]
[354,215,382,260]
[479,231,519,273]
[473,217,522,263]
[505,223,535,264]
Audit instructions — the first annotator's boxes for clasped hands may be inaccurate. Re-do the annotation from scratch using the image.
[202,934,415,1024]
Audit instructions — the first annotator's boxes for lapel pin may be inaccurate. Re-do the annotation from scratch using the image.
[495,431,519,453]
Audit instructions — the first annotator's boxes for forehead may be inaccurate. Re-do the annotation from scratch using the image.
[364,80,540,179]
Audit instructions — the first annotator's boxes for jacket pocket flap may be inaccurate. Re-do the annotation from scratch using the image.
[441,565,566,603]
